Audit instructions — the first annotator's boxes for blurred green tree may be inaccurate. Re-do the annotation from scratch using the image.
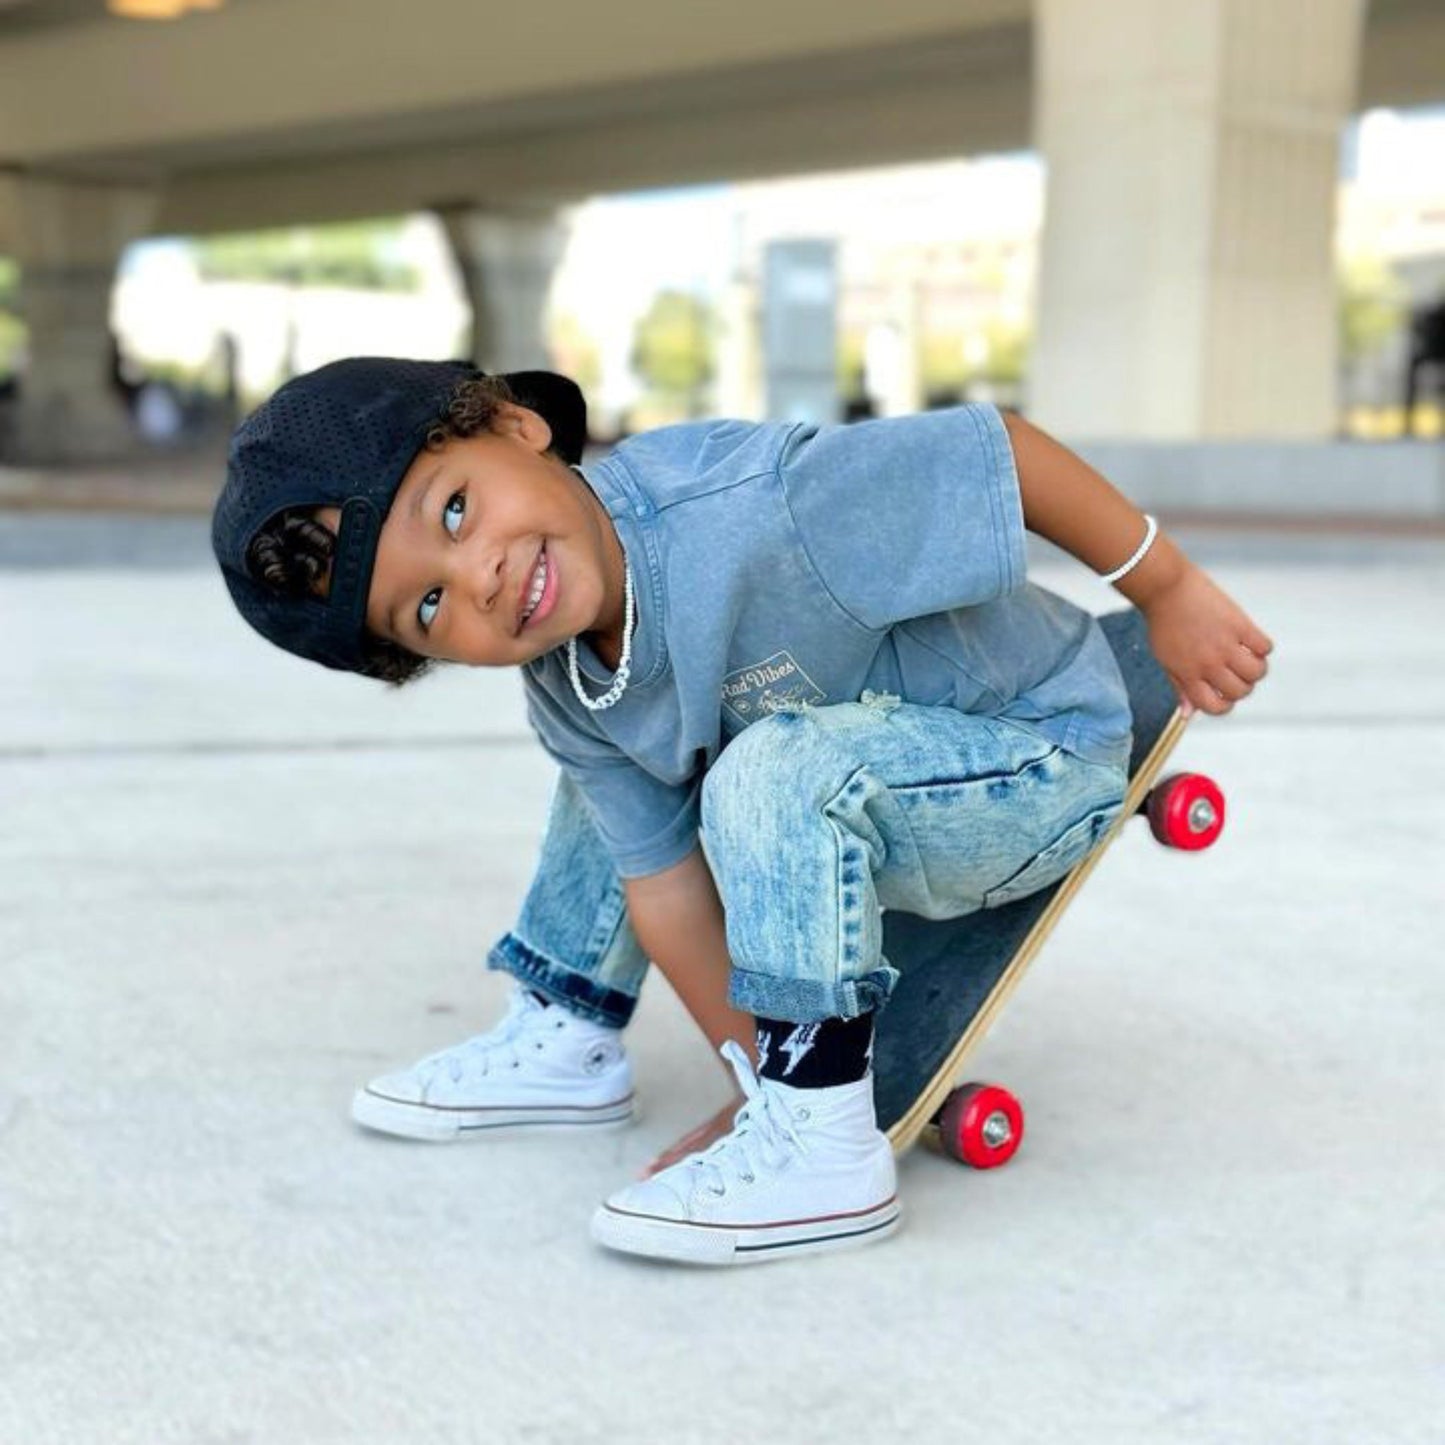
[1339,251,1408,364]
[194,221,420,291]
[837,329,867,394]
[630,290,715,415]
[920,318,1030,396]
[0,256,23,380]
[550,311,604,398]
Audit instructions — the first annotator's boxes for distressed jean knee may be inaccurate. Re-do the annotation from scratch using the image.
[700,706,899,1025]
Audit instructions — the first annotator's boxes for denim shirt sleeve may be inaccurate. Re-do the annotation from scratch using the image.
[524,684,701,880]
[777,403,1027,630]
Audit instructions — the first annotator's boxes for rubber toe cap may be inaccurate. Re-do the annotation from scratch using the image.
[362,1071,428,1105]
[605,1174,691,1222]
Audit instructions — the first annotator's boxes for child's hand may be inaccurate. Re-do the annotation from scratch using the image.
[1141,562,1274,717]
[640,1096,742,1178]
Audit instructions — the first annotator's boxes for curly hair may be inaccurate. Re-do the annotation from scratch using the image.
[243,372,531,686]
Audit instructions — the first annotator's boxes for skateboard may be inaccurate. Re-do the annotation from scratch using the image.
[872,607,1226,1166]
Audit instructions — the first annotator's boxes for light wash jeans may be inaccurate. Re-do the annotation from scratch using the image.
[488,695,1129,1026]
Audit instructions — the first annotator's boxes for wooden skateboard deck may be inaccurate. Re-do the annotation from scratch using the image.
[873,607,1214,1159]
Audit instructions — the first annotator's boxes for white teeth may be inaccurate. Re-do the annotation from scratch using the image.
[522,553,547,621]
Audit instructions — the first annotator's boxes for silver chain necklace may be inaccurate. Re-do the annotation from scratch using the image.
[565,465,636,712]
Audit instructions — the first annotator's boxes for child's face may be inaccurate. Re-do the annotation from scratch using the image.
[317,403,624,668]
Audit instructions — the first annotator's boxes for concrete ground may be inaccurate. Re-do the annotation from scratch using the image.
[2,508,1442,1445]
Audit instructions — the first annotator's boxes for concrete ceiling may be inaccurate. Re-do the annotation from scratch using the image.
[0,0,125,34]
[14,17,1035,179]
[0,0,1028,170]
[1,0,1441,237]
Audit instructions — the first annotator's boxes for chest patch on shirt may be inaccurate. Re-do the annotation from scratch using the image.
[721,651,827,728]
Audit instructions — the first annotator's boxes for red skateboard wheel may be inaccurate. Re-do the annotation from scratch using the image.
[938,1083,1024,1168]
[1146,772,1225,850]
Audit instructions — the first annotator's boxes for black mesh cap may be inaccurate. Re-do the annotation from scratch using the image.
[211,356,587,674]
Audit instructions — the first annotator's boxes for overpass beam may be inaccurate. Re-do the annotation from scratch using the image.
[0,175,159,463]
[434,205,569,375]
[1029,0,1366,440]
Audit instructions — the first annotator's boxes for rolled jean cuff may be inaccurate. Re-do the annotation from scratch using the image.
[727,961,900,1024]
[486,933,638,1028]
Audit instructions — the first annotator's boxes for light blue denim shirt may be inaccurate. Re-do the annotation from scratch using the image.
[523,404,1132,879]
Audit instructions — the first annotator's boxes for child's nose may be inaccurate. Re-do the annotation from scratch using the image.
[458,534,507,616]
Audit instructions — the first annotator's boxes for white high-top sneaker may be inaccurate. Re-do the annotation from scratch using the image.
[591,1041,898,1265]
[351,988,634,1141]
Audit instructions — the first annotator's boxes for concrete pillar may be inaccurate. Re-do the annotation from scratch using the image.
[434,205,568,374]
[1029,0,1366,440]
[0,174,158,463]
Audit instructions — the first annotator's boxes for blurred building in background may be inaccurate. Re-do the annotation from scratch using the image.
[2,0,1443,508]
[101,157,1045,439]
[1336,107,1445,434]
[80,126,1445,448]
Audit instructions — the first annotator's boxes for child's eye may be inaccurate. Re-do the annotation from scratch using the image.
[418,587,442,630]
[443,491,465,536]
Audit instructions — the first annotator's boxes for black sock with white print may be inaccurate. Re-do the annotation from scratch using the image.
[755,1012,874,1089]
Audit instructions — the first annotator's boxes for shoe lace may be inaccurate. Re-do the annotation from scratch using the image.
[686,1040,811,1198]
[417,990,555,1085]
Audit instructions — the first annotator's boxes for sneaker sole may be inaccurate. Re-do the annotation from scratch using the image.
[589,1196,901,1265]
[351,1088,635,1141]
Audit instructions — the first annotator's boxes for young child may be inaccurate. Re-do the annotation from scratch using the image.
[212,356,1271,1266]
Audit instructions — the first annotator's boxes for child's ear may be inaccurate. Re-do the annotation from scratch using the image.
[313,504,342,535]
[497,401,554,454]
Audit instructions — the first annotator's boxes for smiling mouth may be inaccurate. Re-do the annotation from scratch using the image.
[518,542,552,633]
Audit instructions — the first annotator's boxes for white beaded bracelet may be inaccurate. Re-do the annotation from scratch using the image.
[1100,513,1158,585]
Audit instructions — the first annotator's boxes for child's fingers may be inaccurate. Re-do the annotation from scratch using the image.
[1177,671,1231,716]
[1213,640,1270,705]
[1243,624,1275,657]
[1234,644,1269,684]
[1205,666,1252,705]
